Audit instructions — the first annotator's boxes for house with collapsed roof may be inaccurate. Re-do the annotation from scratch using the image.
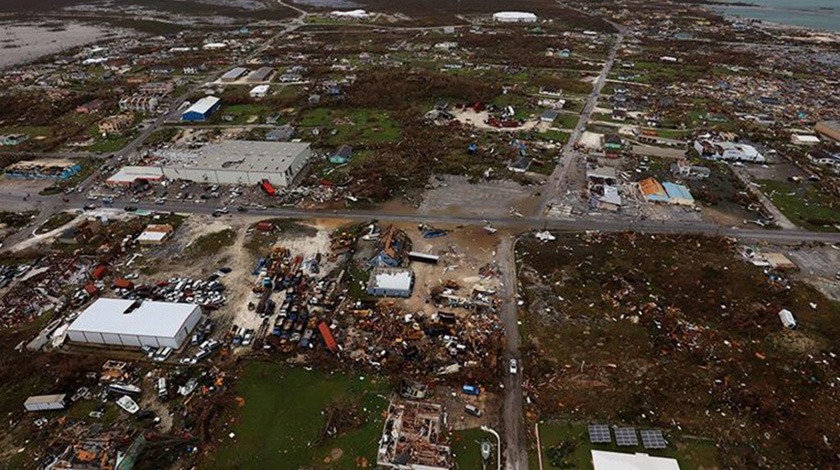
[638,177,694,206]
[370,225,411,267]
[694,139,765,163]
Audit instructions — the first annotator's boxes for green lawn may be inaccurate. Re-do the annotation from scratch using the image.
[537,129,570,143]
[0,125,52,139]
[298,108,400,146]
[758,179,840,231]
[85,135,132,153]
[185,229,236,258]
[554,113,580,130]
[531,421,719,470]
[655,128,691,140]
[453,428,496,470]
[218,104,272,125]
[206,363,389,470]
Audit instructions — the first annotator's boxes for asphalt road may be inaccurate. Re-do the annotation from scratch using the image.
[3,191,840,247]
[496,236,527,470]
[534,25,627,216]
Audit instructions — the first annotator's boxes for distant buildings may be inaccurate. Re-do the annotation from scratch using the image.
[493,11,538,22]
[221,67,249,82]
[694,139,765,163]
[4,159,80,180]
[181,96,220,122]
[249,84,270,99]
[119,95,159,112]
[671,159,711,180]
[76,99,104,114]
[138,81,174,95]
[246,66,274,83]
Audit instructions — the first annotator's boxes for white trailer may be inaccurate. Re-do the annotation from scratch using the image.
[24,394,68,412]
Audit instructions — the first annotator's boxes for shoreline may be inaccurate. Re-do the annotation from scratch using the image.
[0,20,135,71]
[707,2,840,34]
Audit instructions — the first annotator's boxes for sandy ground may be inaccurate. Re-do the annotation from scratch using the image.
[11,208,141,252]
[418,175,540,219]
[384,222,502,318]
[579,131,604,150]
[0,23,125,69]
[133,215,344,352]
[451,109,546,133]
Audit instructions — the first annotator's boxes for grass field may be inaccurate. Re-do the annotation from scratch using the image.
[554,113,579,130]
[206,363,389,470]
[758,179,840,231]
[530,421,718,470]
[217,104,272,125]
[452,428,496,470]
[185,228,236,258]
[536,129,570,143]
[298,108,400,146]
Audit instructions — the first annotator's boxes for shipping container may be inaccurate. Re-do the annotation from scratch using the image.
[24,394,68,412]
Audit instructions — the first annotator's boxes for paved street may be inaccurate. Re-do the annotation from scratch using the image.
[496,236,527,470]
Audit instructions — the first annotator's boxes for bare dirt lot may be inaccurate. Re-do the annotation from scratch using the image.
[418,175,542,219]
[517,232,840,469]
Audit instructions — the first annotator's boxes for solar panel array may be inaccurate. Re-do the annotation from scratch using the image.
[614,427,638,447]
[640,429,667,449]
[588,424,611,444]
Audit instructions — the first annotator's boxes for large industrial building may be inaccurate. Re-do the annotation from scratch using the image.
[160,141,312,187]
[181,96,221,122]
[67,298,202,349]
[492,11,538,22]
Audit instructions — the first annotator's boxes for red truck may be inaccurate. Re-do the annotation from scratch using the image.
[259,179,276,197]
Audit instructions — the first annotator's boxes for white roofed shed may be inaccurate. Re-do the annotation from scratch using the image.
[67,298,202,349]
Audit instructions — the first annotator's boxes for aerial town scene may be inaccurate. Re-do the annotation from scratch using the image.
[0,0,838,468]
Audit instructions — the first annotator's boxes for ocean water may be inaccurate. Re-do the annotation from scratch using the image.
[713,0,840,32]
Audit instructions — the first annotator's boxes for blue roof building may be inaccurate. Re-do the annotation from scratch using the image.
[181,96,220,122]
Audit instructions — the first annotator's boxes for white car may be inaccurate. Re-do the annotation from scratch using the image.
[509,358,518,375]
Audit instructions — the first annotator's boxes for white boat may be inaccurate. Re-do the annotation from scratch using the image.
[108,382,141,395]
[178,378,198,397]
[115,395,139,414]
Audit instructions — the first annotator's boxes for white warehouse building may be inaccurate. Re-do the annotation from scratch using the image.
[67,298,202,349]
[160,141,312,187]
[493,11,538,23]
